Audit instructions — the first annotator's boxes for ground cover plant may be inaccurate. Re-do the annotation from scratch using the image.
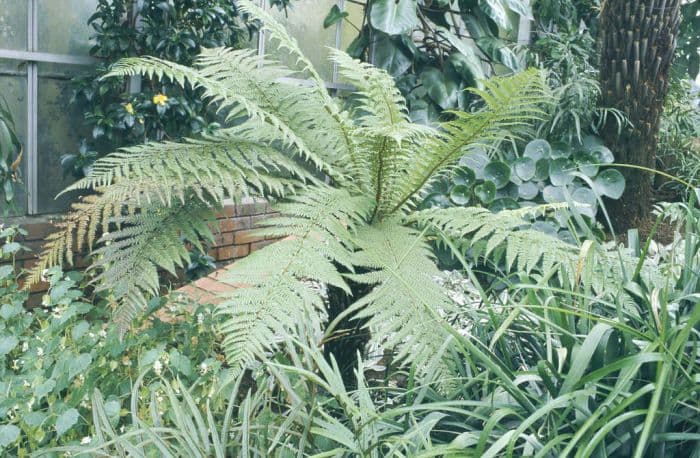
[2,0,698,456]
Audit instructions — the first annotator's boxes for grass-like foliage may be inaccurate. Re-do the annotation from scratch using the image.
[27,0,606,380]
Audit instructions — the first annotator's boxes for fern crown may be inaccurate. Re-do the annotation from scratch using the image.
[31,0,557,377]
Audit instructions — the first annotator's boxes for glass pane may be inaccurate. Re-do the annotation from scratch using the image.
[0,0,28,51]
[38,0,96,55]
[267,0,338,81]
[0,63,28,216]
[36,64,91,214]
[340,2,363,51]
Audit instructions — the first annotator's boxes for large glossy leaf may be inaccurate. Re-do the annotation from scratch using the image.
[421,67,459,109]
[572,187,597,218]
[593,169,625,199]
[518,181,538,200]
[543,185,565,203]
[574,151,599,176]
[440,28,486,85]
[370,0,419,35]
[483,161,511,189]
[373,33,412,76]
[479,0,510,29]
[453,166,476,187]
[476,36,522,72]
[489,197,520,212]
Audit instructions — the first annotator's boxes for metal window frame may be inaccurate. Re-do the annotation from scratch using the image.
[2,0,355,215]
[0,0,98,215]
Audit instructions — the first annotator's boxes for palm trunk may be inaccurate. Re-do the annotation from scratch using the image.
[599,0,681,229]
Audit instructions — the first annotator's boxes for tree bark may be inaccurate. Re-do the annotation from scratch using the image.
[599,0,681,230]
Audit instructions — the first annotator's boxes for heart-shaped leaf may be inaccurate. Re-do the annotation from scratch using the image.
[549,158,576,186]
[449,184,471,205]
[483,161,511,189]
[370,0,419,35]
[421,67,459,109]
[474,181,496,204]
[524,139,551,161]
[323,5,348,28]
[593,169,625,199]
[55,408,79,437]
[514,157,536,180]
[373,33,411,76]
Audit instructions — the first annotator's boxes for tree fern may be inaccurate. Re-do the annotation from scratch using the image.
[31,0,564,380]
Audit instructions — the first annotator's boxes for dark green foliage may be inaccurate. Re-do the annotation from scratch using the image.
[0,99,22,213]
[0,234,224,455]
[425,137,624,243]
[325,0,531,121]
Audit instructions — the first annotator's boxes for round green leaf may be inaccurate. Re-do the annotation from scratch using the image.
[420,192,450,209]
[370,0,419,35]
[534,158,549,181]
[532,221,558,236]
[574,151,599,176]
[543,185,566,203]
[453,167,476,187]
[524,139,551,161]
[483,161,511,189]
[449,184,471,205]
[474,181,496,204]
[590,145,615,164]
[572,187,597,217]
[489,198,520,212]
[550,141,571,159]
[582,134,604,150]
[513,157,536,180]
[593,169,625,199]
[549,158,576,186]
[460,149,490,179]
[497,182,519,199]
[518,181,539,200]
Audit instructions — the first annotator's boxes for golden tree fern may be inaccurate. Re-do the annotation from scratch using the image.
[29,0,571,378]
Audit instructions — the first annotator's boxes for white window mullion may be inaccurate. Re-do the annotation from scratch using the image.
[26,0,38,214]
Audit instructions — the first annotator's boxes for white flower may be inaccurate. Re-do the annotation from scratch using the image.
[21,342,28,352]
[153,360,163,376]
[80,436,92,445]
[98,329,107,338]
[36,347,44,357]
[199,362,208,375]
[197,313,204,324]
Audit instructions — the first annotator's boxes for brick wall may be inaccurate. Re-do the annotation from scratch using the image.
[1,198,276,307]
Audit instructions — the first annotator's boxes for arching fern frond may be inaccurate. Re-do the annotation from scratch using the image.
[388,69,551,214]
[92,201,215,330]
[345,221,458,380]
[216,186,374,375]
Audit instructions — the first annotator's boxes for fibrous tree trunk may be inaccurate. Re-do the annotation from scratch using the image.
[599,0,681,230]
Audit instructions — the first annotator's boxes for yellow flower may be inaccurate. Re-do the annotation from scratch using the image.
[124,102,135,114]
[152,93,169,106]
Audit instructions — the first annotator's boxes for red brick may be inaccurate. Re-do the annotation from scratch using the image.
[250,240,275,253]
[193,276,237,294]
[213,232,234,247]
[216,244,250,261]
[22,222,57,241]
[218,216,251,233]
[235,199,268,216]
[233,229,265,245]
[214,204,236,219]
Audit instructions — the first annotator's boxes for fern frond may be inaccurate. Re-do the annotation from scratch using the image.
[345,221,458,380]
[388,69,551,214]
[93,201,215,330]
[216,186,374,375]
[106,56,332,173]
